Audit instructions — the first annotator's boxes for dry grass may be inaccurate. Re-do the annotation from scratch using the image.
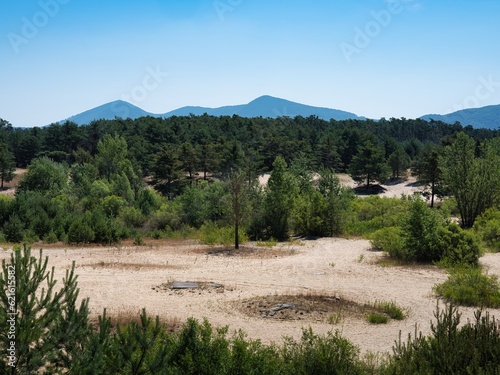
[90,307,182,333]
[189,245,299,259]
[79,261,184,271]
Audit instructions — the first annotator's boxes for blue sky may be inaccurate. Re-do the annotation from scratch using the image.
[1,0,500,127]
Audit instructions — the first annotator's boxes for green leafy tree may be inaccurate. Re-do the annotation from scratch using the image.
[349,141,390,187]
[225,170,253,249]
[317,133,342,171]
[441,133,500,228]
[317,169,354,236]
[17,157,68,196]
[96,133,127,179]
[0,143,15,189]
[179,142,199,182]
[401,198,442,262]
[387,147,410,179]
[412,144,442,208]
[264,157,298,240]
[152,145,183,198]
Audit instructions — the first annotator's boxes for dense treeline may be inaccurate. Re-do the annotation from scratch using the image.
[0,115,497,174]
[0,115,499,246]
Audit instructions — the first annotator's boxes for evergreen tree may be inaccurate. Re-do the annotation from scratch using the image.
[412,144,442,208]
[152,145,183,198]
[387,147,410,179]
[264,157,298,240]
[0,143,15,189]
[349,141,390,187]
[0,246,91,373]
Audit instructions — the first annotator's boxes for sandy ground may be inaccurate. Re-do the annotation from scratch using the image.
[2,239,499,355]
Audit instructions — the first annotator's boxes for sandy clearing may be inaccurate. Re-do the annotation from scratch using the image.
[2,238,498,355]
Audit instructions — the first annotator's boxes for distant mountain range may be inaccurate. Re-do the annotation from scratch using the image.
[58,95,500,130]
[59,95,364,125]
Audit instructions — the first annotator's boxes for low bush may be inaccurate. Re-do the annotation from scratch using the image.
[369,227,407,259]
[438,223,481,265]
[435,267,500,308]
[373,300,405,320]
[473,208,500,252]
[199,222,248,246]
[347,196,409,237]
[367,313,388,324]
[385,304,500,374]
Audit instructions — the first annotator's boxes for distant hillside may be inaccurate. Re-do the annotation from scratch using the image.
[60,100,158,125]
[163,95,365,121]
[420,104,500,130]
[56,96,364,125]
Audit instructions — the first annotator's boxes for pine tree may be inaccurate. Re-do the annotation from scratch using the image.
[0,245,91,373]
[0,143,15,189]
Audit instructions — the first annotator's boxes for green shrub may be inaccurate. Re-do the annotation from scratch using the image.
[473,208,500,252]
[402,198,443,262]
[387,304,500,374]
[281,328,364,375]
[347,196,409,237]
[373,300,405,320]
[435,267,500,308]
[438,223,481,265]
[199,222,248,246]
[44,231,59,244]
[4,214,25,243]
[369,227,408,259]
[67,214,95,244]
[367,313,389,324]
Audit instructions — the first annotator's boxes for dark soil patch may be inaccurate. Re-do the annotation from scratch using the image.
[236,294,382,323]
[353,184,387,196]
[152,281,227,295]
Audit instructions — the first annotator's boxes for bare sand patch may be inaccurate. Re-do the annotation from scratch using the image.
[1,238,499,355]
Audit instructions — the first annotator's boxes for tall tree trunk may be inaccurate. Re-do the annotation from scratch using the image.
[234,191,239,250]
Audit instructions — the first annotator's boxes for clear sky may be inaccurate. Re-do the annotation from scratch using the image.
[1,0,500,127]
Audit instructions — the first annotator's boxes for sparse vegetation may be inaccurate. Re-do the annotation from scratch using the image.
[367,313,389,324]
[435,267,500,308]
[2,248,500,373]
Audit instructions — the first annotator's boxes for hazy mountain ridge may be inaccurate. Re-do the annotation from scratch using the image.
[58,95,364,126]
[419,104,500,130]
[58,96,500,129]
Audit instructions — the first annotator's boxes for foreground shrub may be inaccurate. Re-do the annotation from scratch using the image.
[281,328,364,375]
[0,246,91,373]
[386,304,500,374]
[435,267,500,308]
